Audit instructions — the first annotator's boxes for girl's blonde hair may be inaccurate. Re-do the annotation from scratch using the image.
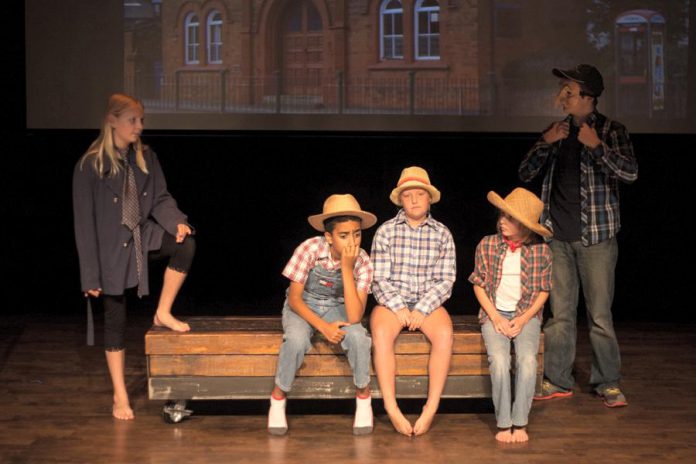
[80,93,148,177]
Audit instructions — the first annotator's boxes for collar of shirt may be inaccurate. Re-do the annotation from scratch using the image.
[565,110,598,128]
[394,209,436,229]
[315,236,341,267]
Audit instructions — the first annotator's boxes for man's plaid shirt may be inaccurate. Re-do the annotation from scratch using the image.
[519,111,638,246]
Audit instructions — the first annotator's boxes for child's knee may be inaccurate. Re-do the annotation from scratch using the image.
[343,325,371,349]
[282,332,312,354]
[488,353,511,373]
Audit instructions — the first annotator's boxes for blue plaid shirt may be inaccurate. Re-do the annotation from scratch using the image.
[519,111,638,246]
[371,210,456,315]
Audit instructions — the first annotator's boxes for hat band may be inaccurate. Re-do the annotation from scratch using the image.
[398,176,431,187]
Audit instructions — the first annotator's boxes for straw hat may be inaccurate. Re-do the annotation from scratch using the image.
[307,194,377,232]
[390,166,441,206]
[487,188,552,238]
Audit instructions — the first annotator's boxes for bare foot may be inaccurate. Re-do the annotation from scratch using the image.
[154,311,190,332]
[511,427,529,443]
[113,395,134,420]
[495,429,513,443]
[413,404,437,436]
[385,407,413,436]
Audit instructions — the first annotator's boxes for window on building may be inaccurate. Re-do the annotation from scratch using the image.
[415,0,440,60]
[207,11,223,64]
[380,0,404,60]
[185,13,200,65]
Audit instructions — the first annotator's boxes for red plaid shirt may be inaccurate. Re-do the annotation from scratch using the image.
[282,236,373,293]
[469,234,552,324]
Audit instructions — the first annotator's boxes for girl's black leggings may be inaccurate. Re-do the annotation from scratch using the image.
[103,233,195,351]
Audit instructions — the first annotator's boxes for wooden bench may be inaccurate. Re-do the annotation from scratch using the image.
[146,315,544,404]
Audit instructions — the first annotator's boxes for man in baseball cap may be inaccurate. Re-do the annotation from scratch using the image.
[519,65,638,408]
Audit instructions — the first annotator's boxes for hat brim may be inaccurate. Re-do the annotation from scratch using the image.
[307,210,378,232]
[487,191,552,238]
[390,182,441,206]
[553,68,583,83]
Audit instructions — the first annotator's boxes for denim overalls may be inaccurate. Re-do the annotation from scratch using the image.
[274,264,372,392]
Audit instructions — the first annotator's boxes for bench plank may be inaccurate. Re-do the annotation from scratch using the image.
[149,376,494,400]
[149,353,543,377]
[145,316,531,355]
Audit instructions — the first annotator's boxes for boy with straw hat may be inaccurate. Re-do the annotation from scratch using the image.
[268,194,377,436]
[469,188,552,443]
[370,166,456,437]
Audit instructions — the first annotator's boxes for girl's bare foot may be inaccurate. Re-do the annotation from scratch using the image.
[413,403,437,436]
[511,427,529,443]
[385,407,413,436]
[154,311,190,332]
[495,428,513,443]
[113,395,134,420]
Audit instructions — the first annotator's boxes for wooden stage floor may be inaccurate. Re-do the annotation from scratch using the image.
[1,313,695,463]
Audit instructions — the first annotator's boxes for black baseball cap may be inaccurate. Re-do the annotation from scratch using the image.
[552,64,604,97]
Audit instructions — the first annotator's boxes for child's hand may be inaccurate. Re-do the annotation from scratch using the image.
[176,223,192,243]
[321,321,349,344]
[341,244,359,270]
[492,315,511,337]
[508,317,527,338]
[408,310,426,331]
[395,308,411,327]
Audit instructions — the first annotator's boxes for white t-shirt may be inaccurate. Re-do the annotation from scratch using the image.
[495,248,521,312]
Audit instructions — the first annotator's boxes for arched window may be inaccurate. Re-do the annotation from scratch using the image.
[207,11,223,64]
[415,0,439,60]
[184,13,200,65]
[380,0,403,60]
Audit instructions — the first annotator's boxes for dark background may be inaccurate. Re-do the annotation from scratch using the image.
[5,2,691,323]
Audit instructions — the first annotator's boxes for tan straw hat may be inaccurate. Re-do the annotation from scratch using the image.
[307,194,378,232]
[487,188,552,238]
[390,166,441,206]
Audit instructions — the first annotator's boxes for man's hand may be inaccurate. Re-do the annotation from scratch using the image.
[578,123,601,149]
[542,121,570,144]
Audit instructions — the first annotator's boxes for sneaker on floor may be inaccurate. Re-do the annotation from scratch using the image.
[597,386,628,408]
[534,379,573,401]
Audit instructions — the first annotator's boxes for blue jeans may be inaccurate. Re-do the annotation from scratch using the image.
[482,312,541,428]
[274,300,372,392]
[544,238,621,391]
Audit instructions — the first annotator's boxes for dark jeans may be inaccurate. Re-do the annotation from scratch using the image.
[543,237,621,391]
[103,233,195,351]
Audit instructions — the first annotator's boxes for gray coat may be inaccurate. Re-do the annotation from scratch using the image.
[73,148,188,295]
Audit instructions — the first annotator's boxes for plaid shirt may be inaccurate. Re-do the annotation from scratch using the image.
[519,111,638,246]
[469,234,552,324]
[282,236,373,293]
[371,210,456,315]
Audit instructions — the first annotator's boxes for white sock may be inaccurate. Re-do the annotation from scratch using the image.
[268,396,287,431]
[354,395,373,430]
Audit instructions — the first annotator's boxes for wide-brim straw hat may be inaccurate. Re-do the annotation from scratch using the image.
[307,194,377,232]
[487,188,552,238]
[390,166,441,205]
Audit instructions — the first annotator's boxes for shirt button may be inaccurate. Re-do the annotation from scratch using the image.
[123,242,128,247]
[113,197,118,203]
[143,192,148,196]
